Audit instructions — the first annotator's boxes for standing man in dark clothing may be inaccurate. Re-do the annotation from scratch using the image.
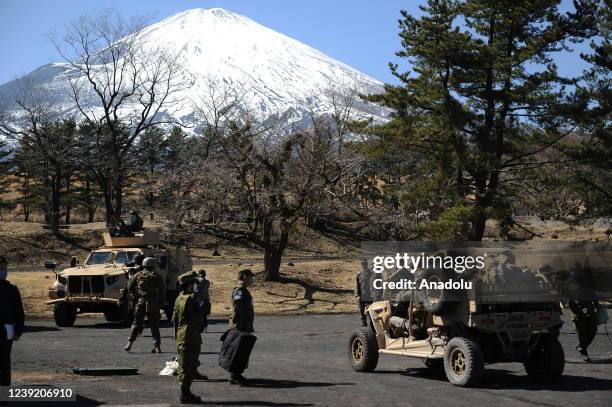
[569,300,598,362]
[0,256,25,386]
[195,270,212,333]
[355,259,372,326]
[228,269,255,385]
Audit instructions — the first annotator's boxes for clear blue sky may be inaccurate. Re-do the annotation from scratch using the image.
[0,0,591,85]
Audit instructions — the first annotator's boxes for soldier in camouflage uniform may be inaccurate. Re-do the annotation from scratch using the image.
[173,272,204,404]
[123,257,165,353]
[228,269,255,385]
[119,254,144,318]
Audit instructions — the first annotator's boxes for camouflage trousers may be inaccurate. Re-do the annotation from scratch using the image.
[128,299,161,345]
[177,342,201,385]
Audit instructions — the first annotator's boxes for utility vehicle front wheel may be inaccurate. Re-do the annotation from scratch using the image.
[443,337,484,387]
[348,328,379,372]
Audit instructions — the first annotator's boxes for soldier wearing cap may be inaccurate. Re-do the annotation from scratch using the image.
[173,272,205,404]
[123,257,164,353]
[228,269,255,385]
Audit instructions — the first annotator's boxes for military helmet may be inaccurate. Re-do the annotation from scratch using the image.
[179,272,197,286]
[142,257,156,268]
[133,253,145,266]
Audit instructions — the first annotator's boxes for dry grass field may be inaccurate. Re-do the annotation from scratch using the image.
[9,259,359,319]
[2,216,609,319]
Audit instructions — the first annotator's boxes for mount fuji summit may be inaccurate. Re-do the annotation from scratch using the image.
[0,8,386,130]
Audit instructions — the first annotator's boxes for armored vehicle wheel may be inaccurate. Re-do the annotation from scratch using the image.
[104,307,122,322]
[54,303,77,327]
[443,337,484,387]
[416,269,460,316]
[349,328,379,372]
[104,304,132,327]
[524,334,565,381]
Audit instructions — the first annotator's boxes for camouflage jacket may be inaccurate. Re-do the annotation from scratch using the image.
[230,286,254,332]
[128,270,165,305]
[173,293,203,345]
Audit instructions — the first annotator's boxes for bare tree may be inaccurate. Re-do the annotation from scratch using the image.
[159,81,362,280]
[50,10,188,224]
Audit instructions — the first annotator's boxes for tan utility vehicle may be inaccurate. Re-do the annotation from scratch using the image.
[349,271,564,387]
[46,231,193,327]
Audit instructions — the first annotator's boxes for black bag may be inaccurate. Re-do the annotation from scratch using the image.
[218,329,257,373]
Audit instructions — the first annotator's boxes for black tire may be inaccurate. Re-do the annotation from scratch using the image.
[524,334,565,381]
[348,328,379,372]
[104,303,132,327]
[104,307,122,322]
[443,337,484,387]
[416,268,461,316]
[53,303,77,327]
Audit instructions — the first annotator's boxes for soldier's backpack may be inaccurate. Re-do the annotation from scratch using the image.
[218,329,257,373]
[136,271,160,298]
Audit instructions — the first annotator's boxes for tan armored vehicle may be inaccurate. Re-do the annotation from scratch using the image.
[46,231,192,327]
[349,269,564,387]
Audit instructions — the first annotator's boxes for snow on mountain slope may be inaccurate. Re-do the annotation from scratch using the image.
[0,8,386,131]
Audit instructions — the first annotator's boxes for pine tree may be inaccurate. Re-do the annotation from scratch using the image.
[561,1,611,218]
[137,126,167,207]
[368,0,599,240]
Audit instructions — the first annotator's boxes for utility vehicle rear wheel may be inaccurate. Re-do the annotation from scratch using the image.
[348,328,379,372]
[443,337,484,387]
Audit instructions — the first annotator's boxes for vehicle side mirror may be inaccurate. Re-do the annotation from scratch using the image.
[44,261,57,270]
[124,261,136,267]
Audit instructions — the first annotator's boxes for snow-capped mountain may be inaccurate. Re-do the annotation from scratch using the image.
[0,8,386,132]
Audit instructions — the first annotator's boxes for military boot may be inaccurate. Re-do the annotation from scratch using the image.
[123,341,133,351]
[180,382,201,404]
[151,344,162,354]
[229,373,247,386]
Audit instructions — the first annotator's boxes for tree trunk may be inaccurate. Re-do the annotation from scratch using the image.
[65,175,71,225]
[469,209,487,241]
[85,178,95,223]
[50,174,61,236]
[264,247,282,281]
[103,189,113,227]
[112,175,123,225]
[263,224,290,281]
